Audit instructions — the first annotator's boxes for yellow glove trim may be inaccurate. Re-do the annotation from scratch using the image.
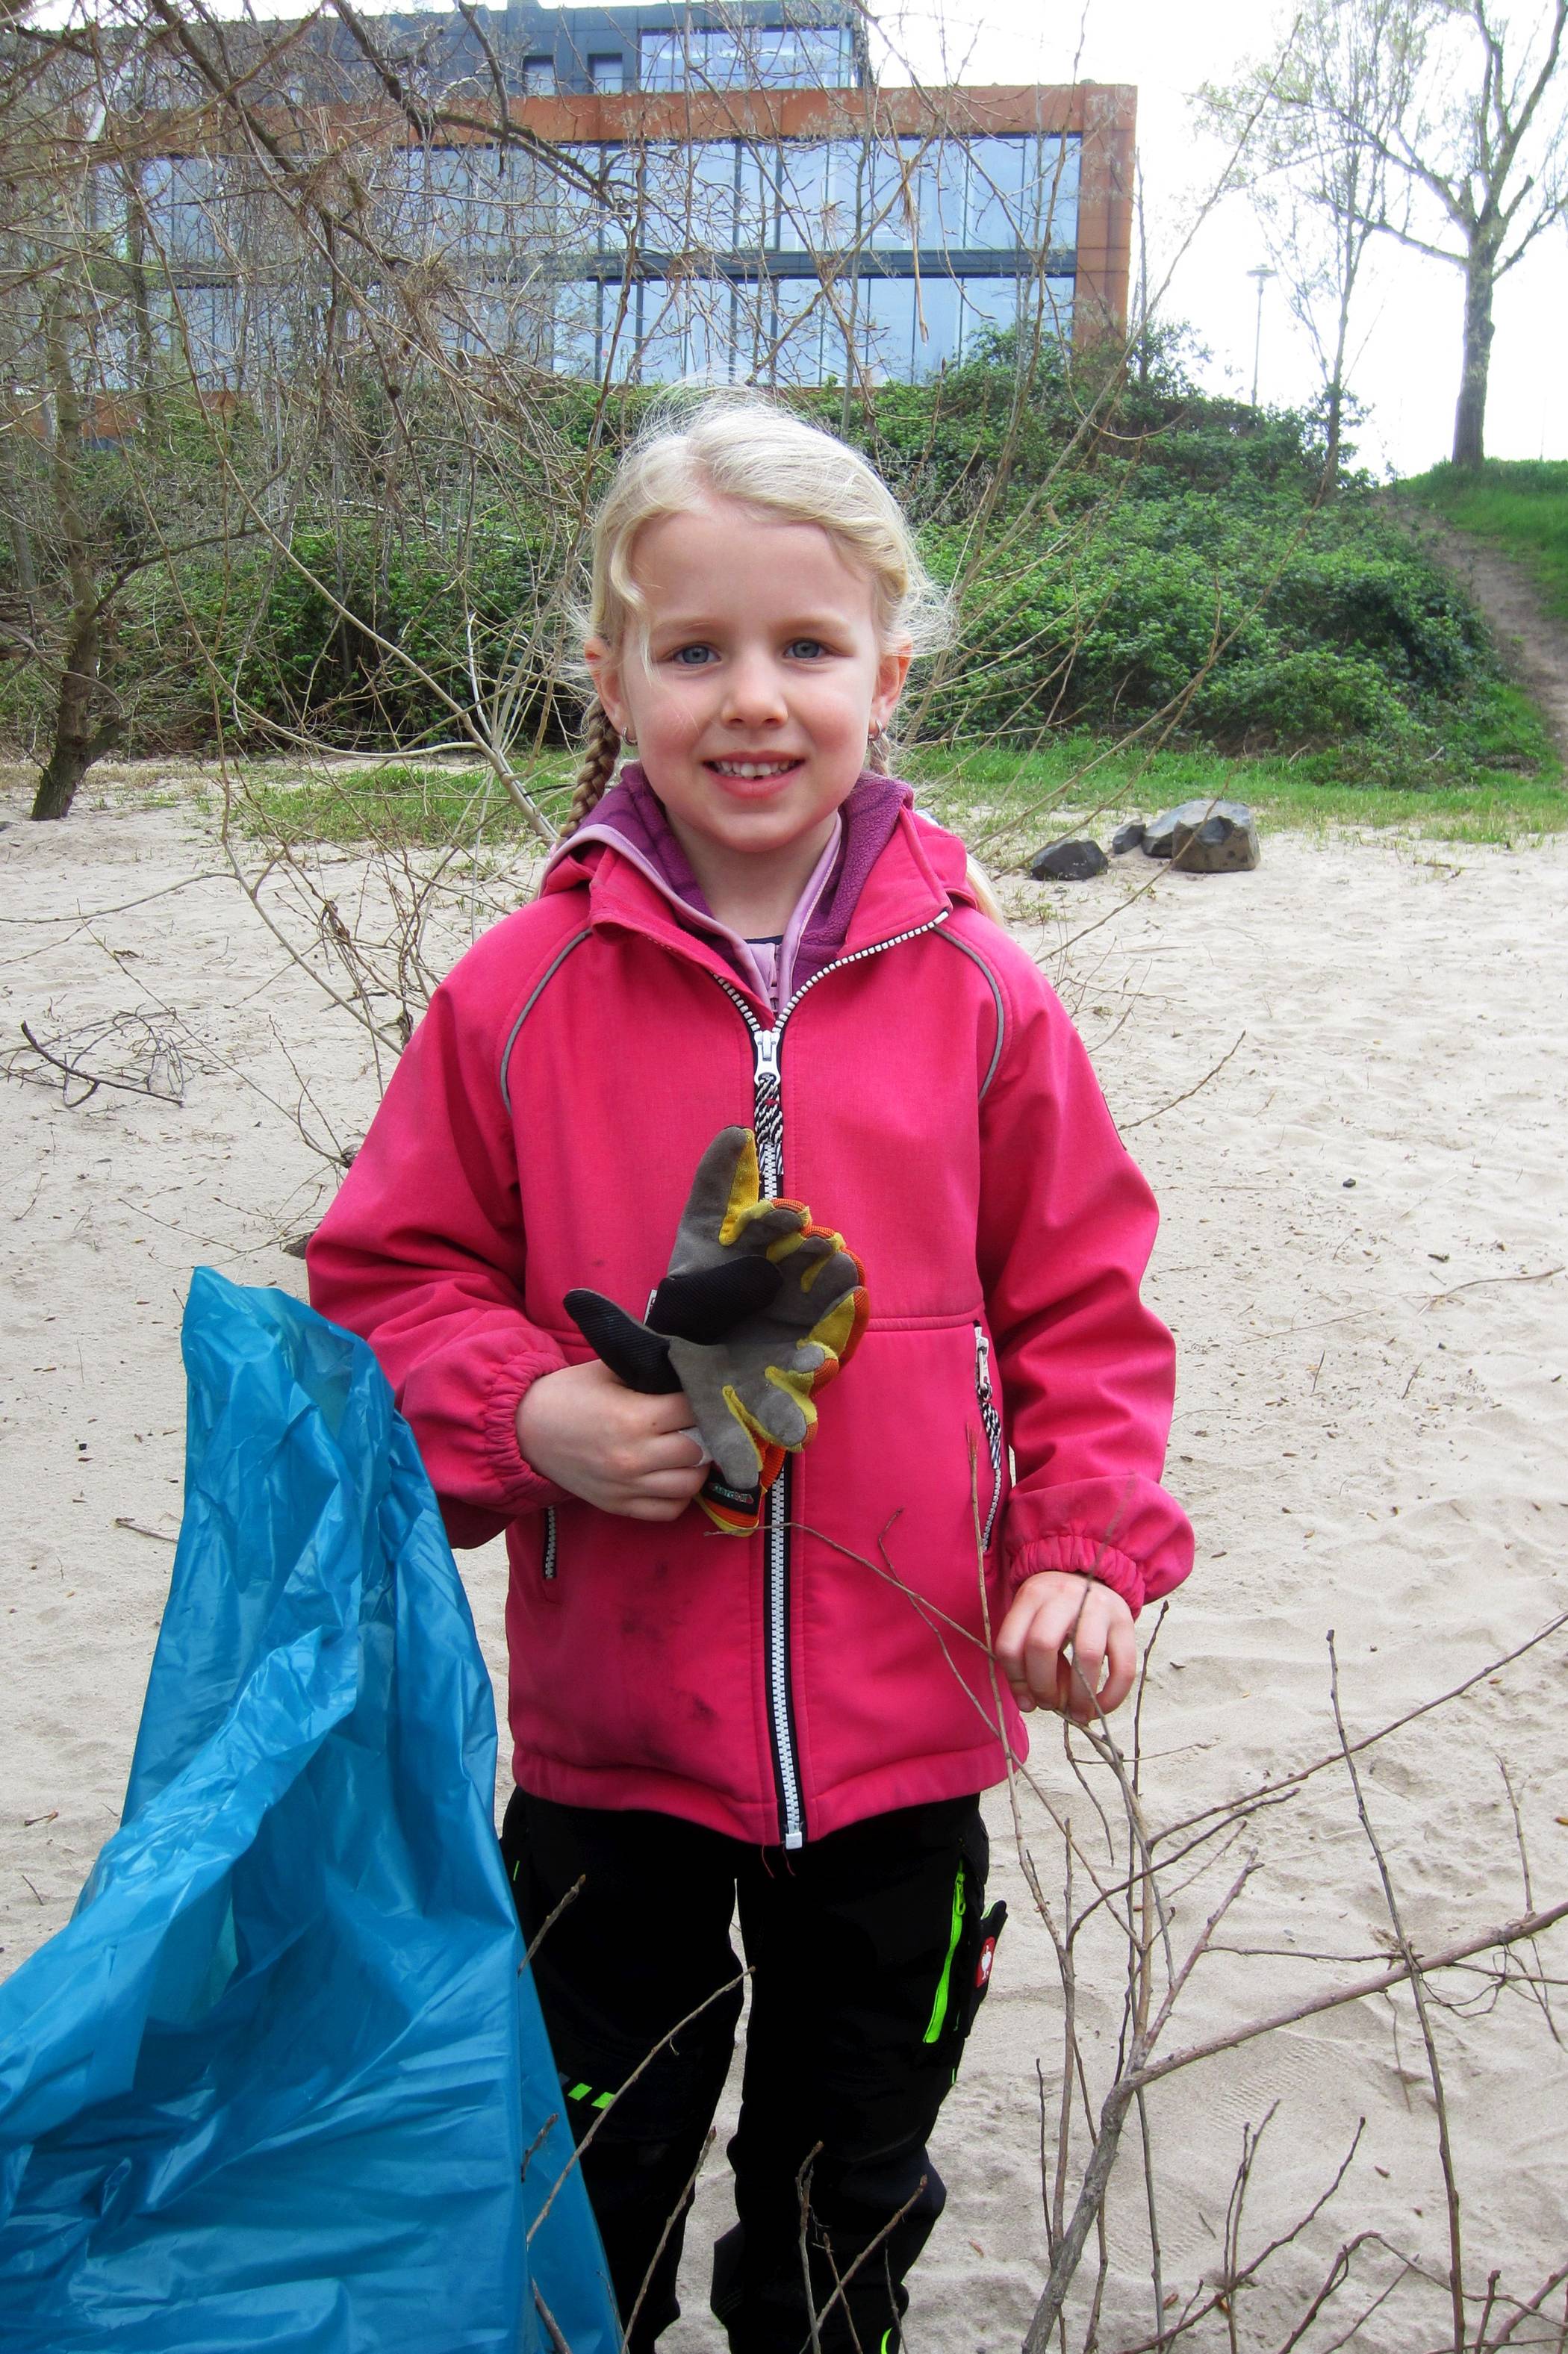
[719,1384,768,1475]
[808,1292,859,1357]
[797,1232,847,1293]
[716,1133,761,1245]
[762,1362,824,1437]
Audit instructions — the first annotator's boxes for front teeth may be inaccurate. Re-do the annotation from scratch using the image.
[712,761,797,778]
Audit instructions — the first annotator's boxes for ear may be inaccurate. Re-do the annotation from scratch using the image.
[869,636,913,733]
[584,636,629,735]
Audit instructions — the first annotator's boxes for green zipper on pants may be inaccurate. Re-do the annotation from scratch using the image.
[922,1866,966,2044]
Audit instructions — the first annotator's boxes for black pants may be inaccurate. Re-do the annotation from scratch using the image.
[502,1790,1003,2353]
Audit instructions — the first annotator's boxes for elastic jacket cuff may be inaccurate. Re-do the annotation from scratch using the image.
[1004,1533,1147,1616]
[482,1346,573,1512]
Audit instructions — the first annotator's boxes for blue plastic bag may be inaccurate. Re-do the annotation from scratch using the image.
[0,1269,618,2353]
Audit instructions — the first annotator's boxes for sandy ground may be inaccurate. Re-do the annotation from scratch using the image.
[2,773,1567,2350]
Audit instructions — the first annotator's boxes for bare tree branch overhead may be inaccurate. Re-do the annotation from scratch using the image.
[1205,0,1568,467]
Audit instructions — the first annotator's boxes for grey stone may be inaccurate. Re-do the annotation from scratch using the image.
[1142,798,1260,873]
[1111,821,1147,854]
[1030,838,1108,882]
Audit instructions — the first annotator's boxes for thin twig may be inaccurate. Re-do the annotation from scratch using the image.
[1328,1632,1466,2354]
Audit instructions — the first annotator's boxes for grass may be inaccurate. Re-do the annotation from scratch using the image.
[234,759,576,849]
[225,712,1563,860]
[906,717,1566,853]
[1400,460,1568,619]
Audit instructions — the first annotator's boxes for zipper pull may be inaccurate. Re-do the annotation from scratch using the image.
[752,1025,783,1086]
[974,1324,994,1399]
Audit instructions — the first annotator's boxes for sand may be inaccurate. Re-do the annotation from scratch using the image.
[3,772,1566,2348]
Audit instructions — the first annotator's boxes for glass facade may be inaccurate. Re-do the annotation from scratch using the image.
[638,27,855,91]
[553,266,1074,385]
[132,125,1080,390]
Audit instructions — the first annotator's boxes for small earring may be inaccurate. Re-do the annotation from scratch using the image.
[620,723,638,748]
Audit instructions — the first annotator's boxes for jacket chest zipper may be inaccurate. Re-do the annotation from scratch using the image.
[712,914,949,1849]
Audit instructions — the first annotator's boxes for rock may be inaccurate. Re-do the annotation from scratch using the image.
[1030,838,1107,882]
[1142,798,1260,872]
[1111,821,1146,854]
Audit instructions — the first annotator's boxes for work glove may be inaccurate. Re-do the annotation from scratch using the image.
[564,1127,868,1533]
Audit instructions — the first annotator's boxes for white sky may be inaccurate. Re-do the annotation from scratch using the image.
[874,0,1568,475]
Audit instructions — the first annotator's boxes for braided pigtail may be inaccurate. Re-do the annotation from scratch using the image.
[865,724,893,777]
[565,700,621,832]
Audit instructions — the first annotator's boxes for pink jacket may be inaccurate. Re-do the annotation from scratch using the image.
[307,788,1192,1847]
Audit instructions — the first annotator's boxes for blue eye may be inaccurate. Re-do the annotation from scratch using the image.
[786,638,828,659]
[671,644,715,666]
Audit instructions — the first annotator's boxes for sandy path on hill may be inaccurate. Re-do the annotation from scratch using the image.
[2,773,1566,2349]
[1399,505,1568,763]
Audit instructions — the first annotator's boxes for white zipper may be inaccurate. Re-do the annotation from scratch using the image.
[973,1324,1004,1554]
[712,912,950,1849]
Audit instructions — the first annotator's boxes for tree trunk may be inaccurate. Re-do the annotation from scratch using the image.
[30,281,114,821]
[1323,379,1343,493]
[31,608,119,820]
[1452,233,1498,470]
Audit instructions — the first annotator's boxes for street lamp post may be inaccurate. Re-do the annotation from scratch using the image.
[1248,264,1275,410]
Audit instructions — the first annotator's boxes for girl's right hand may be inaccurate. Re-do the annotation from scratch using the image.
[516,1360,710,1521]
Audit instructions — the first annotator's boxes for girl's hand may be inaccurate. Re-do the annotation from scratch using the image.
[995,1572,1137,1724]
[517,1360,709,1522]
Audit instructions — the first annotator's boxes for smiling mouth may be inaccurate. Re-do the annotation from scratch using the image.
[706,758,804,779]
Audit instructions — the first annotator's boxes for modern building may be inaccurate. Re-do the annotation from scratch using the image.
[140,2,1135,390]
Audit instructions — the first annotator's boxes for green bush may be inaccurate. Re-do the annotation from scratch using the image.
[0,348,1546,792]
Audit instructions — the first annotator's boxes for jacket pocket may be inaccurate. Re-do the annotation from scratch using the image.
[973,1322,1004,1555]
[540,1506,560,1595]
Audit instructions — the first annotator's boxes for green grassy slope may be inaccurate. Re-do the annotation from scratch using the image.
[1401,461,1568,620]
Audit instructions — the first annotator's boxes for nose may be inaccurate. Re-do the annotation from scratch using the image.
[720,650,788,731]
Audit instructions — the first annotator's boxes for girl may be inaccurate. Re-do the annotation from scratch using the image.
[308,398,1192,2352]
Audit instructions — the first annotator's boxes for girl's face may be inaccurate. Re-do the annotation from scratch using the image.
[585,498,911,872]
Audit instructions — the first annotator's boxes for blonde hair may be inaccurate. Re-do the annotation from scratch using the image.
[565,394,951,829]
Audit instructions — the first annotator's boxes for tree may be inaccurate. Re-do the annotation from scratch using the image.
[1208,0,1568,469]
[1201,0,1407,488]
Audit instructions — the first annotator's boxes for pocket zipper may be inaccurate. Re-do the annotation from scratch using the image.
[973,1324,1004,1555]
[923,1866,967,2043]
[541,1506,558,1583]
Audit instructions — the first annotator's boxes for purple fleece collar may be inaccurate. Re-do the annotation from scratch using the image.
[559,762,912,1006]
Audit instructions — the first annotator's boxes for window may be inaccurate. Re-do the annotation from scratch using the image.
[522,57,556,96]
[965,140,1027,250]
[1036,137,1080,252]
[855,273,916,383]
[465,149,514,260]
[640,26,853,91]
[171,284,243,387]
[770,274,831,385]
[867,139,966,252]
[730,277,777,378]
[958,274,1019,359]
[735,142,771,250]
[910,270,962,379]
[588,55,623,93]
[641,143,739,254]
[1024,275,1076,347]
[145,158,225,267]
[635,276,735,382]
[691,141,741,252]
[553,280,602,376]
[562,145,626,254]
[966,137,1081,252]
[775,143,827,254]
